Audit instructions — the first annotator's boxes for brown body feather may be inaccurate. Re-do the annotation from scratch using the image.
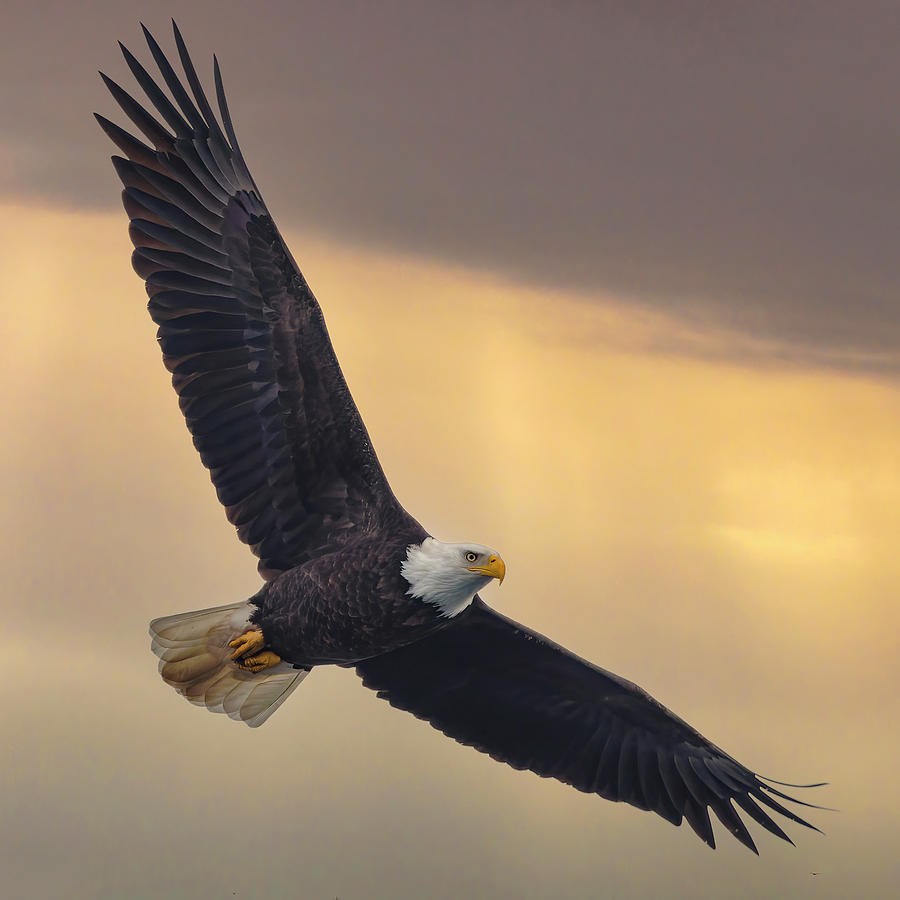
[251,526,447,666]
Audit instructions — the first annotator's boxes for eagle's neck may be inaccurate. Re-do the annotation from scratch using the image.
[400,538,479,618]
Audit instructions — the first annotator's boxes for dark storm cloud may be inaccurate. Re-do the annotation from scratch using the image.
[3,1,899,370]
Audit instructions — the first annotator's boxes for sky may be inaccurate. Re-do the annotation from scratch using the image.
[1,2,899,898]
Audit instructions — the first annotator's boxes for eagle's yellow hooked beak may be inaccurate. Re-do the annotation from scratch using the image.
[468,555,506,585]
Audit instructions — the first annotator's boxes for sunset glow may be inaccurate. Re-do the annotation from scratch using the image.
[2,201,897,896]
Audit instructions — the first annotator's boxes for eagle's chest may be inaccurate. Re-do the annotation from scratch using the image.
[251,541,444,665]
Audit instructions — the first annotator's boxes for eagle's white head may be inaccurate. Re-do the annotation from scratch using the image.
[401,538,506,618]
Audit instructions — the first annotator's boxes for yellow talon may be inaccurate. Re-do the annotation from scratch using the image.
[229,628,281,671]
[229,629,265,660]
[238,650,282,673]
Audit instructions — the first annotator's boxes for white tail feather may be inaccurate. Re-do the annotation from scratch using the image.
[149,602,308,727]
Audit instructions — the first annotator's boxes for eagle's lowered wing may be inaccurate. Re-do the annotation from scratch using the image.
[98,24,409,579]
[357,598,825,852]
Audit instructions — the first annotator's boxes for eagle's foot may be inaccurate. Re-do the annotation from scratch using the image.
[229,628,265,660]
[237,649,282,673]
[228,628,266,659]
[229,628,282,672]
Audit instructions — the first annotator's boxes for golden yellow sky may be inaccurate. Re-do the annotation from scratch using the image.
[2,203,898,898]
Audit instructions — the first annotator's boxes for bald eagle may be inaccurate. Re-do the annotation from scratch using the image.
[98,23,824,853]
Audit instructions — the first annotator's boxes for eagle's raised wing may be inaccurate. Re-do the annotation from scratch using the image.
[98,23,411,579]
[357,598,825,852]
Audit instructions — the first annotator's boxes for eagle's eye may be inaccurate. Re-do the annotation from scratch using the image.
[465,551,478,562]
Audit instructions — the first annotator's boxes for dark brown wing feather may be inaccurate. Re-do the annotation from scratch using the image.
[99,23,412,578]
[357,599,825,852]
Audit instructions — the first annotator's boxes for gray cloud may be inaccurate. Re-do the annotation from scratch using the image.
[3,1,899,371]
